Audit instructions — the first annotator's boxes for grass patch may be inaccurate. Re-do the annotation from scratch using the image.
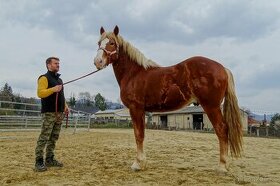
[91,122,132,129]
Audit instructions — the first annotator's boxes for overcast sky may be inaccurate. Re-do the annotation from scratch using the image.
[0,0,280,114]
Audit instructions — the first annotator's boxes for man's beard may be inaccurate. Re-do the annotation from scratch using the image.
[50,68,59,72]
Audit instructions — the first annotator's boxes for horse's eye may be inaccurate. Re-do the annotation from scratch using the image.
[110,42,114,45]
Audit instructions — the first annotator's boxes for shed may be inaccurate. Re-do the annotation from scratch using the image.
[151,106,248,131]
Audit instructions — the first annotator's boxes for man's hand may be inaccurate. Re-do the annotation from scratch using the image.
[64,106,70,114]
[53,85,62,92]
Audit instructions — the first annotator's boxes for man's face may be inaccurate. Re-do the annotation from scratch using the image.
[47,59,60,72]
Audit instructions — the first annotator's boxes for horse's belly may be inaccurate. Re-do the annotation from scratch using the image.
[145,84,193,112]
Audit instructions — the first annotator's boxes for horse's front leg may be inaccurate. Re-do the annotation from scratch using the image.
[129,108,146,171]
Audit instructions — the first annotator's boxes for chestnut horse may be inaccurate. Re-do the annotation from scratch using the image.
[94,26,243,172]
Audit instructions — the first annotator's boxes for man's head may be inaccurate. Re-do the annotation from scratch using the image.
[46,57,60,72]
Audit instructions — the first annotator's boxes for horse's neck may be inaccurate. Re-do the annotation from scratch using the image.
[112,50,145,87]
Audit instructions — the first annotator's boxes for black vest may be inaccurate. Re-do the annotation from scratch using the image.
[40,71,65,113]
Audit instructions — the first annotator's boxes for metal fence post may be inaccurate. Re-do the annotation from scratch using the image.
[73,111,79,134]
[24,105,26,116]
[88,114,91,131]
[25,116,28,128]
[266,127,269,137]
[249,126,252,136]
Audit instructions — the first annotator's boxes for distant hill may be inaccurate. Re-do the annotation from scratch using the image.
[105,101,124,110]
[69,99,124,114]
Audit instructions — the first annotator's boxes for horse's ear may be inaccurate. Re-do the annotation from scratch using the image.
[100,27,105,35]
[113,25,119,36]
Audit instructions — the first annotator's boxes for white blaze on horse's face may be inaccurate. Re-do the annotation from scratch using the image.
[94,38,109,69]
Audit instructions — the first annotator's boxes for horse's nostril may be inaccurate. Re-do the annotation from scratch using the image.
[99,60,102,64]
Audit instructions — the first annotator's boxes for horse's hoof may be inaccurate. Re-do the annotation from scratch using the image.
[131,161,141,171]
[215,165,228,175]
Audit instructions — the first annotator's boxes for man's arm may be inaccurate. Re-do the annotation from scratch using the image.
[37,76,55,98]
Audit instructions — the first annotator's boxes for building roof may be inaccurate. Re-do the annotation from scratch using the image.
[248,117,261,126]
[115,113,130,117]
[95,109,123,115]
[152,106,204,115]
[95,108,130,117]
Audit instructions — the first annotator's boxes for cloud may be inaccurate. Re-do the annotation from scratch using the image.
[3,0,279,45]
[239,88,280,113]
[0,0,280,112]
[171,0,280,41]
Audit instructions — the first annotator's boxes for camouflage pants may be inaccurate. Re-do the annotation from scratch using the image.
[35,112,64,159]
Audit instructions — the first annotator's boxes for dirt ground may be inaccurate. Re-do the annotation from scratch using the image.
[0,128,280,186]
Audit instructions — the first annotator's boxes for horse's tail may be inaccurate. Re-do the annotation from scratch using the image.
[223,68,243,158]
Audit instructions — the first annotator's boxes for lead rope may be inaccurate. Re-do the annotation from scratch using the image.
[55,69,101,128]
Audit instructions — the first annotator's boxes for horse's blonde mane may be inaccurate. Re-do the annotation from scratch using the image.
[100,32,160,69]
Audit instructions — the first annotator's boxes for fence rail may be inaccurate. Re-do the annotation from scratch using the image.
[0,101,92,133]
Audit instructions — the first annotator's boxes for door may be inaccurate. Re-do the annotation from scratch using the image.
[193,114,203,130]
[160,115,168,128]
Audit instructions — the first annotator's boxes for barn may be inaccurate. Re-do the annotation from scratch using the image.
[151,106,248,132]
[94,108,131,121]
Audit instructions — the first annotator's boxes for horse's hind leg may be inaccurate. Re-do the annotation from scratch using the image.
[202,105,228,172]
[129,107,147,171]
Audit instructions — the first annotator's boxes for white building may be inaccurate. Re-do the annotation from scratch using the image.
[151,106,248,131]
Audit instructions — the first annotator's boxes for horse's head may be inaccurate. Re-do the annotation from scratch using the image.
[94,26,119,70]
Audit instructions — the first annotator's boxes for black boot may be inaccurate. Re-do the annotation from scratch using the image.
[45,156,63,167]
[34,157,47,172]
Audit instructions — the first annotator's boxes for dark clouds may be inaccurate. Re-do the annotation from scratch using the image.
[0,0,280,112]
[2,0,279,45]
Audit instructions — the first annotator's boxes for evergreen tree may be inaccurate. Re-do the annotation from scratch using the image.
[0,83,15,114]
[271,113,280,126]
[94,93,107,111]
[0,83,14,101]
[0,83,14,108]
[69,94,76,108]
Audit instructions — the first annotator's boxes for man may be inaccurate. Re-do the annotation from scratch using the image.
[34,57,69,172]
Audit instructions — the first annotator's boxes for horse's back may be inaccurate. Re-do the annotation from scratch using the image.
[182,56,225,71]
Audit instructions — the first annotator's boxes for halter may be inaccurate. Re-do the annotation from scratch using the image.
[98,47,118,56]
[97,41,119,65]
